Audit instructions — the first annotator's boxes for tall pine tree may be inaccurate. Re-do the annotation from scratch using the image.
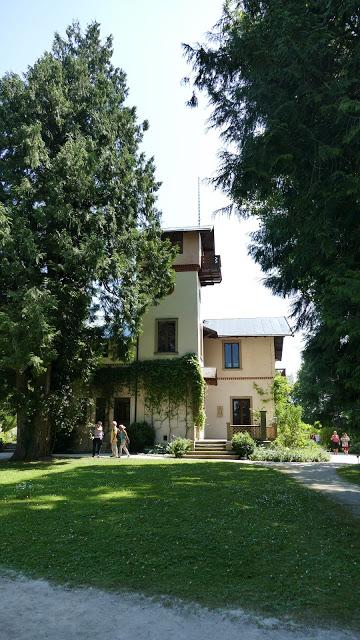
[185,1,360,414]
[0,23,175,460]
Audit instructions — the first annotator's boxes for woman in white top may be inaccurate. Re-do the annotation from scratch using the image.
[341,432,350,454]
[92,421,104,457]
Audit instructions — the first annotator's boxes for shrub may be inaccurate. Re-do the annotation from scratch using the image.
[145,442,169,455]
[350,442,360,458]
[167,437,192,458]
[231,432,256,458]
[126,421,155,453]
[249,444,330,462]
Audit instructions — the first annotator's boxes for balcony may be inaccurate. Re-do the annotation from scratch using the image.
[199,253,222,286]
[226,424,277,441]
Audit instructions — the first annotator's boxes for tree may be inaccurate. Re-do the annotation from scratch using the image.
[293,325,360,434]
[0,23,175,460]
[272,375,312,448]
[185,1,360,404]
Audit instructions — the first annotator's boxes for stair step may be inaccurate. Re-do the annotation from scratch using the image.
[195,440,226,444]
[195,444,227,450]
[192,449,229,454]
[186,453,238,460]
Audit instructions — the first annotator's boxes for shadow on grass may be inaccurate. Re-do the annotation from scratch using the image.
[0,458,359,629]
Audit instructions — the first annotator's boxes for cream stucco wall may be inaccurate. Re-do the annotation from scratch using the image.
[204,336,275,377]
[138,270,201,360]
[203,336,276,439]
[173,231,201,267]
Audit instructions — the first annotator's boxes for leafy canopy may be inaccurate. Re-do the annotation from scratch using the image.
[0,22,175,447]
[185,0,360,419]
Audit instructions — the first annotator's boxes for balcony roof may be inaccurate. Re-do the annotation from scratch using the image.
[162,226,216,251]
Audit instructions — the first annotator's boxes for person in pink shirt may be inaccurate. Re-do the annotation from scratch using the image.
[330,430,340,454]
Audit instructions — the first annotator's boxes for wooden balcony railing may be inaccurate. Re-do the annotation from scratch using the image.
[226,423,277,442]
[199,253,222,286]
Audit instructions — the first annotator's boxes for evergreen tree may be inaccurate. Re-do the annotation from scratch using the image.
[185,1,360,406]
[294,325,360,433]
[0,23,174,460]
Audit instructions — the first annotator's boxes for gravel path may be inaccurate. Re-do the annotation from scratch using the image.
[275,457,360,519]
[0,572,359,640]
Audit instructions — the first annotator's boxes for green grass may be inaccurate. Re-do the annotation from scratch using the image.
[0,458,359,628]
[337,464,360,486]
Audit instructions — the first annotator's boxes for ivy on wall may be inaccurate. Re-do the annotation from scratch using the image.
[92,353,205,432]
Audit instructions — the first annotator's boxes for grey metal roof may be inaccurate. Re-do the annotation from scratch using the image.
[203,317,293,337]
[162,225,213,233]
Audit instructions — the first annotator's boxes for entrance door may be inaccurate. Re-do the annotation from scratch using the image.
[232,398,251,425]
[113,398,130,427]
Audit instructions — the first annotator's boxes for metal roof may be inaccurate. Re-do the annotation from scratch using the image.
[162,225,213,233]
[203,317,293,337]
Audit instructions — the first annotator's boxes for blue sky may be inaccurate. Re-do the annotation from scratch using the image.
[0,0,303,376]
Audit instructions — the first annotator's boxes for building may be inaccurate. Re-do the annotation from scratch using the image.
[92,226,292,446]
[203,317,291,441]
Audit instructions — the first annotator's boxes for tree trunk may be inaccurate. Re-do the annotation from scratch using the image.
[12,368,54,461]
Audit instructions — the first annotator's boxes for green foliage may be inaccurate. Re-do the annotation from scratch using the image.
[0,404,16,434]
[272,375,313,448]
[126,421,155,453]
[231,431,256,458]
[0,22,175,459]
[145,442,169,455]
[186,1,360,416]
[167,437,192,458]
[250,445,330,463]
[295,330,360,436]
[350,442,360,457]
[93,353,205,432]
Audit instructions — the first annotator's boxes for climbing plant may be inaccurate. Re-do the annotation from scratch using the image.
[92,353,205,433]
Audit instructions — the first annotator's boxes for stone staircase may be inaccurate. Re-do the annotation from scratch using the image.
[185,439,238,460]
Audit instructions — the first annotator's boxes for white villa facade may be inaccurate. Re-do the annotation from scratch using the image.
[92,226,292,445]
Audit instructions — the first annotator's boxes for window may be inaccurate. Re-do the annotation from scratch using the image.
[232,398,251,425]
[166,231,183,253]
[224,342,240,368]
[156,319,177,353]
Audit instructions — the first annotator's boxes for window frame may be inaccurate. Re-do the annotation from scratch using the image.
[155,318,178,354]
[223,340,241,369]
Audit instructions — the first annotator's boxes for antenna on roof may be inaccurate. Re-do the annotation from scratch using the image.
[197,176,201,226]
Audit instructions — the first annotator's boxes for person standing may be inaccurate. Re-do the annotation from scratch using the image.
[341,432,350,455]
[110,420,119,457]
[117,424,130,458]
[92,421,104,458]
[330,430,340,454]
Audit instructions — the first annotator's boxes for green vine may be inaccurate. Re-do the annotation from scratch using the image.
[92,353,205,430]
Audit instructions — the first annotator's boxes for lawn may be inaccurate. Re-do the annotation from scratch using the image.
[337,464,360,485]
[0,457,359,629]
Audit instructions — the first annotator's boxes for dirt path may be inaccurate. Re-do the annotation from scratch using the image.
[0,572,359,640]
